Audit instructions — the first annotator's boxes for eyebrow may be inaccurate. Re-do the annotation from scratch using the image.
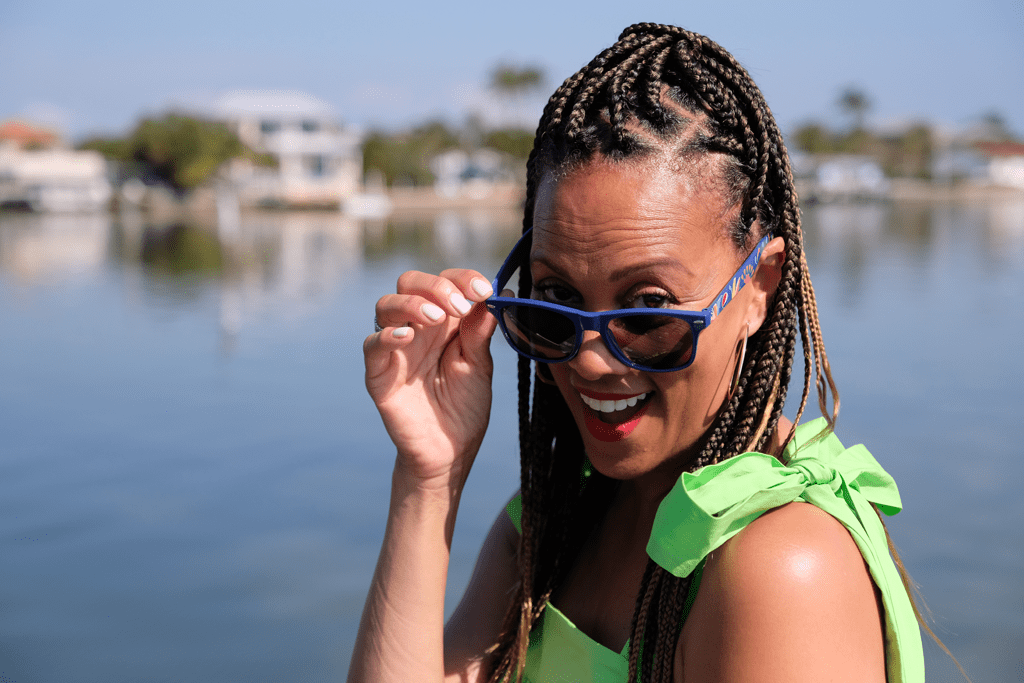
[530,255,696,285]
[608,259,694,282]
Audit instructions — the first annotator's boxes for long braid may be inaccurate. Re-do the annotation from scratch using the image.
[488,23,843,683]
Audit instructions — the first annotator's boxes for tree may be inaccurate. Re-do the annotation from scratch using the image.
[490,63,545,130]
[362,121,461,187]
[881,124,932,179]
[483,129,534,160]
[490,64,544,94]
[80,114,253,194]
[978,110,1014,141]
[128,115,246,193]
[792,123,834,154]
[838,87,871,132]
[78,136,131,160]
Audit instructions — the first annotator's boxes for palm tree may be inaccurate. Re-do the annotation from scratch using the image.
[489,64,545,130]
[838,87,871,132]
[490,64,544,95]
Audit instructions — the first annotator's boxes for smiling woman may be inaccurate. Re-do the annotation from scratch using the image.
[523,161,784,483]
[350,23,936,683]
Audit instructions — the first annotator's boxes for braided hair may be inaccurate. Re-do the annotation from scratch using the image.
[487,23,839,682]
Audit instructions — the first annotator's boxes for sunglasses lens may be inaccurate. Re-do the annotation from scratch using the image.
[609,315,695,370]
[498,304,696,371]
[502,304,577,360]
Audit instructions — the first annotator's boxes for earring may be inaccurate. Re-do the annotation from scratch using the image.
[729,323,749,401]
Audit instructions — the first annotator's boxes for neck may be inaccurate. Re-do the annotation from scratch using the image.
[613,461,682,531]
[613,413,795,526]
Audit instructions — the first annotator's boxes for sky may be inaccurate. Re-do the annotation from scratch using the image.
[1,0,1021,142]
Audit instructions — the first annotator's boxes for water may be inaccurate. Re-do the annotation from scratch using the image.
[1,200,1021,682]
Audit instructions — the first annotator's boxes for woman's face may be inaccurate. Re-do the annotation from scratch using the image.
[531,158,772,484]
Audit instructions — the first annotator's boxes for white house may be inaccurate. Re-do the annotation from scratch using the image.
[0,120,111,213]
[214,91,362,209]
[973,142,1024,189]
[430,148,511,200]
[794,154,889,202]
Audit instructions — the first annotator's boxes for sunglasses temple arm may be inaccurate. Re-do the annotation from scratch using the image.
[705,233,773,323]
[490,228,533,298]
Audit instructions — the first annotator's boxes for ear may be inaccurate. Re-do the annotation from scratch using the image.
[535,362,557,385]
[744,236,786,334]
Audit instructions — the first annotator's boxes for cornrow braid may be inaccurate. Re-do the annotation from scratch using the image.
[487,23,847,683]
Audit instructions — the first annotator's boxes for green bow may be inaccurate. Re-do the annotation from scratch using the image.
[647,418,903,579]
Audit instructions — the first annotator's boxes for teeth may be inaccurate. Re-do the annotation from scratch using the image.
[580,392,647,413]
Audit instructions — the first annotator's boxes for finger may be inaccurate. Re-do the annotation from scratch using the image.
[438,268,495,302]
[363,327,416,380]
[375,293,449,329]
[397,271,476,319]
[457,298,499,364]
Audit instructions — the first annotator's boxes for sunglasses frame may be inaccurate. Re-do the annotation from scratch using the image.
[485,228,773,372]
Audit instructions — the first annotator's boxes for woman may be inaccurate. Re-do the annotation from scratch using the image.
[351,23,927,683]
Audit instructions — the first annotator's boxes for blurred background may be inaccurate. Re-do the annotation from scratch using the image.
[1,1,1022,681]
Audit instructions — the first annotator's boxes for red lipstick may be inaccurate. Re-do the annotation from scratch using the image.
[575,386,652,442]
[582,405,650,442]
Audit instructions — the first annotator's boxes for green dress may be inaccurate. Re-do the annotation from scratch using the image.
[506,418,926,682]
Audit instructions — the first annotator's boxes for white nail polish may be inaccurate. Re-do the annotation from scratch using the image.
[392,327,410,338]
[422,303,444,321]
[471,278,493,299]
[450,292,472,315]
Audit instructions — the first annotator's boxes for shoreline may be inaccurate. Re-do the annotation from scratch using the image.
[795,177,1024,205]
[5,179,1020,226]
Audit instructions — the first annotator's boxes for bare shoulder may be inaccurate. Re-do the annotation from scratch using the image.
[678,502,886,683]
[712,501,875,593]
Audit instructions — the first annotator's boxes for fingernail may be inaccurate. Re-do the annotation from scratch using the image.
[392,327,410,338]
[422,303,444,321]
[471,278,493,299]
[450,292,472,315]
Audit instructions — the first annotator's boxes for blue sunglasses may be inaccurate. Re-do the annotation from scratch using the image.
[485,229,772,372]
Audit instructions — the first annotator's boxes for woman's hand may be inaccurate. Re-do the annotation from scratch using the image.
[364,269,497,489]
[352,270,500,683]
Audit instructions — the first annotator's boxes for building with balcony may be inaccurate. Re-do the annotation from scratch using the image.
[215,91,362,209]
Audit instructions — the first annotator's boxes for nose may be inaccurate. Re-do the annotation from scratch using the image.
[568,330,630,379]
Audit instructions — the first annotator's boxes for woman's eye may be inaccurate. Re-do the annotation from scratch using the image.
[535,283,580,306]
[627,292,672,309]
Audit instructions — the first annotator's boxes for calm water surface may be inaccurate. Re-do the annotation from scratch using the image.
[1,200,1021,682]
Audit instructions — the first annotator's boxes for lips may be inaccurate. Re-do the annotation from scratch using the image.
[575,387,652,442]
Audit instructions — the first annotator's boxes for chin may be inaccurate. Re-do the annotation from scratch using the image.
[582,450,650,481]
[577,419,705,486]
[573,419,666,481]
